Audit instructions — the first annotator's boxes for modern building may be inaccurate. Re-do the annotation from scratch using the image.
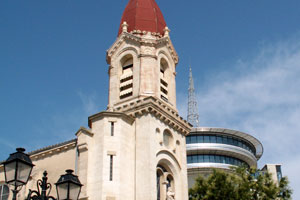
[185,62,280,189]
[0,0,192,200]
[186,127,263,188]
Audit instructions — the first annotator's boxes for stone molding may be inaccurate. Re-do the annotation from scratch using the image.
[106,32,178,65]
[76,126,94,137]
[88,111,135,128]
[29,139,77,161]
[113,96,192,135]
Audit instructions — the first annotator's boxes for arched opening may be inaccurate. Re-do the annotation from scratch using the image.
[160,58,169,102]
[156,164,175,200]
[120,55,133,99]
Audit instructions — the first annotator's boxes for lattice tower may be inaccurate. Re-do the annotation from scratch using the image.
[187,66,200,127]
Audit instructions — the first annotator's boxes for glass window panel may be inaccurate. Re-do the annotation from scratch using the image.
[199,155,204,163]
[225,157,229,164]
[210,136,217,143]
[204,155,209,162]
[238,140,243,147]
[204,136,210,143]
[191,136,197,143]
[216,136,222,143]
[228,137,233,145]
[233,139,238,146]
[223,137,228,144]
[191,155,196,163]
[209,155,215,162]
[198,135,204,143]
[186,136,191,144]
[187,156,192,164]
[198,155,202,163]
[215,155,221,163]
[221,156,226,163]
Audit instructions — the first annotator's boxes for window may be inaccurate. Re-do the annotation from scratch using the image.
[186,136,191,144]
[187,154,248,167]
[210,135,217,143]
[160,58,169,101]
[198,135,204,143]
[204,155,209,162]
[186,134,256,155]
[109,155,113,181]
[204,136,210,143]
[0,184,9,200]
[111,122,114,136]
[120,56,133,99]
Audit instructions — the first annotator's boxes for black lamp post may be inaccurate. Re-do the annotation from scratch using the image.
[3,148,34,200]
[4,148,82,200]
[55,169,82,200]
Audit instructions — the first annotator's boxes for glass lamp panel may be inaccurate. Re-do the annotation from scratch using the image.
[16,162,32,185]
[57,183,68,200]
[4,162,16,184]
[69,183,81,199]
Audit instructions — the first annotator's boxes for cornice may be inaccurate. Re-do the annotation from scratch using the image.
[113,96,192,135]
[29,139,77,161]
[76,126,94,137]
[106,32,178,65]
[88,111,135,128]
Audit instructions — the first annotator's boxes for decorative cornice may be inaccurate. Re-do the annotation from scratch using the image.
[27,139,77,162]
[113,96,192,135]
[106,32,178,65]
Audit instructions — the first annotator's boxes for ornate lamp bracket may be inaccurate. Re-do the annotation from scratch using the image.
[27,171,56,200]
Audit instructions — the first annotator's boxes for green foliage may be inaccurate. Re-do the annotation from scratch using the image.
[189,167,292,200]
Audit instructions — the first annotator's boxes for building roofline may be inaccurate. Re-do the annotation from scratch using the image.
[189,127,264,160]
[0,139,77,165]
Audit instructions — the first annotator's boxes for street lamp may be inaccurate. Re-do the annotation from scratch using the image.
[3,148,34,200]
[27,170,82,200]
[55,169,82,200]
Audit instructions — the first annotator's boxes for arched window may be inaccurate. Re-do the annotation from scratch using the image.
[120,55,133,99]
[0,184,9,200]
[156,164,175,200]
[160,58,168,101]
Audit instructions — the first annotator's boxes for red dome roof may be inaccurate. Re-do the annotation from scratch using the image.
[118,0,167,36]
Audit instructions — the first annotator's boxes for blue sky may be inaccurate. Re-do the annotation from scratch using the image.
[1,0,300,198]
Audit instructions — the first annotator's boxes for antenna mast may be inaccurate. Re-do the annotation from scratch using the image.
[187,66,199,127]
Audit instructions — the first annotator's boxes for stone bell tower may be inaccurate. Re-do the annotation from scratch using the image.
[77,0,191,200]
[107,0,178,111]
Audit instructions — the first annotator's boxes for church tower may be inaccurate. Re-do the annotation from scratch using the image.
[76,0,192,200]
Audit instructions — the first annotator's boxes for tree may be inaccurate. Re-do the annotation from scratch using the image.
[189,167,292,200]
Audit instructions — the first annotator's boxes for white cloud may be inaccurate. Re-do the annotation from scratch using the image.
[179,35,300,199]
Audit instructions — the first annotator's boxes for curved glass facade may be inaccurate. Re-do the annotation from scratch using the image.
[187,154,248,167]
[186,134,255,155]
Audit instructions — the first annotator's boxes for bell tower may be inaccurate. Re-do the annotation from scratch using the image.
[79,1,191,200]
[106,0,178,111]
